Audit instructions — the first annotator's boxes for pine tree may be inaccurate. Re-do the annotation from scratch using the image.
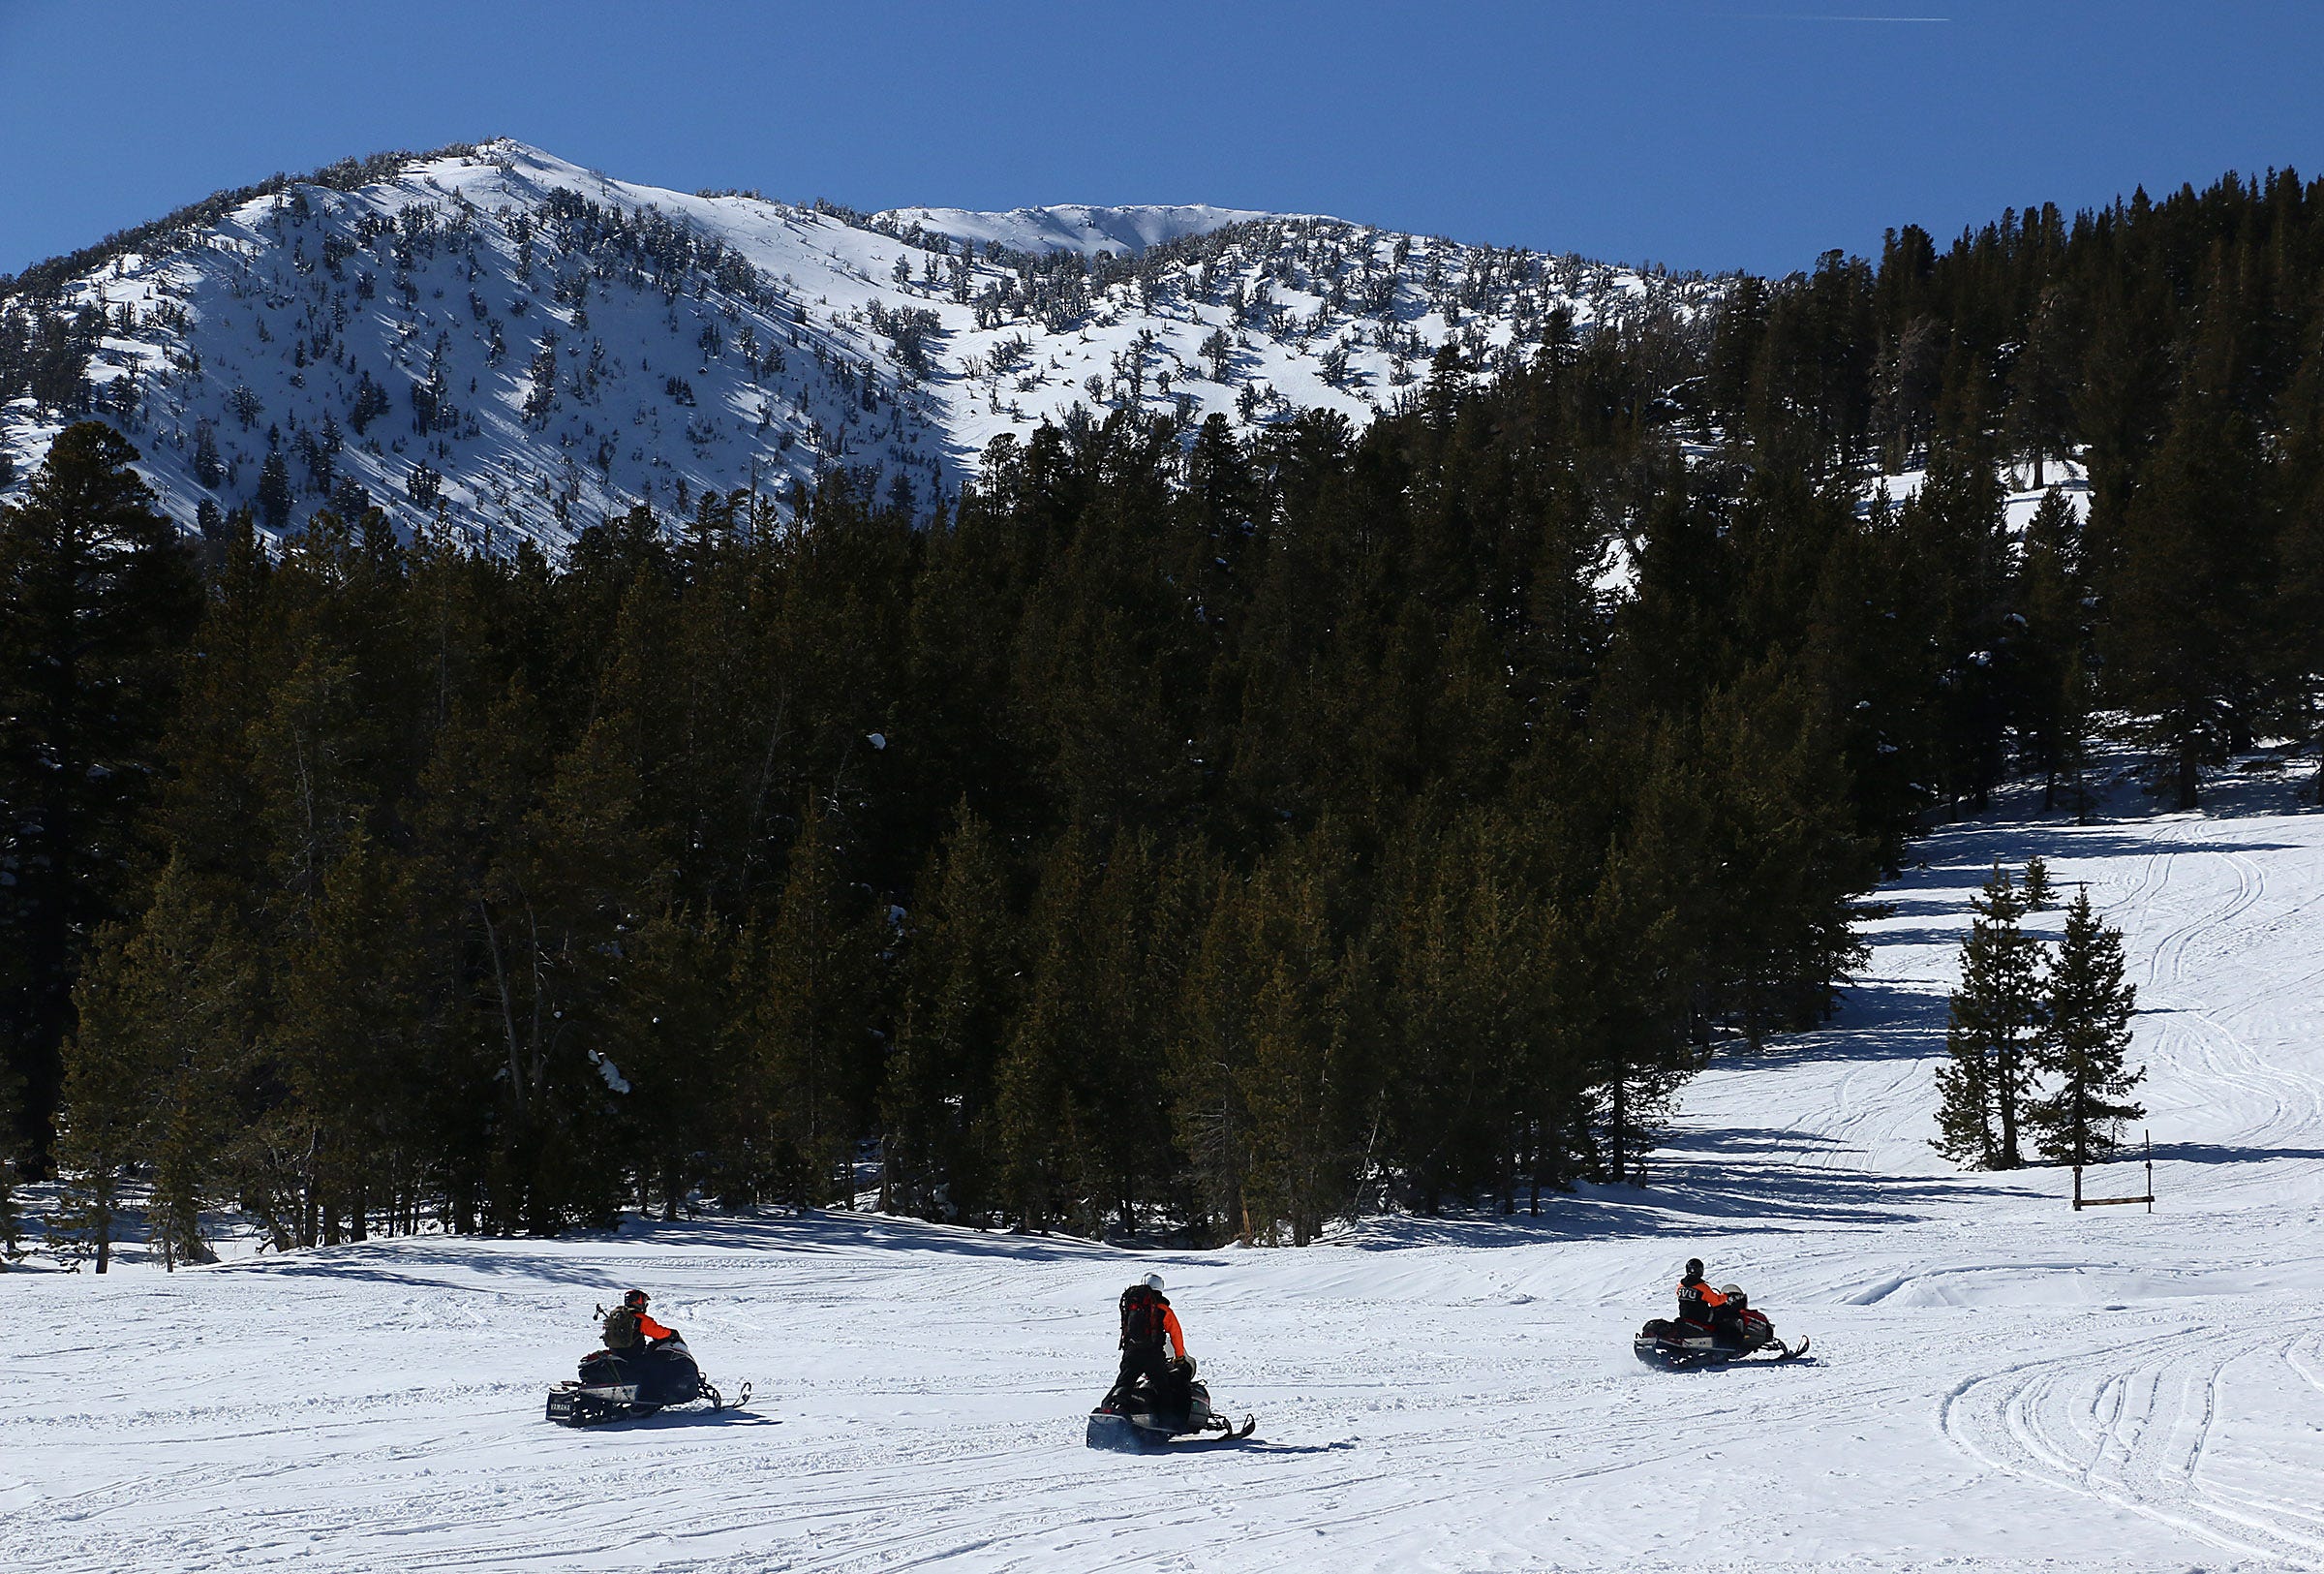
[1172,858,1259,1240]
[602,907,734,1220]
[2026,886,2143,1167]
[2006,286,2079,489]
[2014,489,2090,812]
[487,707,660,1232]
[1933,864,2043,1169]
[266,830,428,1248]
[739,798,880,1209]
[256,449,294,533]
[1078,830,1185,1234]
[0,1062,24,1264]
[1697,662,1875,1042]
[1895,440,2014,815]
[1931,1010,1998,1174]
[1224,833,1371,1245]
[49,956,140,1271]
[991,827,1108,1232]
[0,1159,18,1265]
[2271,324,2324,806]
[2094,314,2266,809]
[1387,809,1563,1212]
[55,861,253,1271]
[2022,855,2055,910]
[882,806,1015,1221]
[0,422,201,1171]
[1574,762,1706,1189]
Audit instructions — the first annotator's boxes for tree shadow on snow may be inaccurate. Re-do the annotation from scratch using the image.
[1740,987,1949,1053]
[2154,1140,2324,1166]
[1908,825,2303,872]
[1340,1156,2040,1252]
[585,1211,1132,1264]
[206,1208,1146,1293]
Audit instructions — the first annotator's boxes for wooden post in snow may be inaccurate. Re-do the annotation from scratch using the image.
[2071,1128,2154,1211]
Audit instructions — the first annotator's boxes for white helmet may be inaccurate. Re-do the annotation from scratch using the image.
[1721,1283,1743,1298]
[1142,1272,1164,1292]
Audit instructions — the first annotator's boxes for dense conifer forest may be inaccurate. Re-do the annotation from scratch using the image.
[6,168,2324,1261]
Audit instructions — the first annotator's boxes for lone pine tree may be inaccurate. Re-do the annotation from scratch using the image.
[1934,864,2044,1169]
[2026,886,2144,1167]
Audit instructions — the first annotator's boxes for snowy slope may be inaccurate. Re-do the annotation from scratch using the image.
[873,201,1276,259]
[1867,454,2095,535]
[0,139,1706,550]
[9,762,2324,1572]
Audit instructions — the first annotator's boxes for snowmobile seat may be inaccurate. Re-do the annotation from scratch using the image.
[579,1340,703,1408]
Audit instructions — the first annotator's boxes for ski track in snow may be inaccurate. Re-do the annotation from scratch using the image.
[10,775,2324,1571]
[1942,1322,2324,1567]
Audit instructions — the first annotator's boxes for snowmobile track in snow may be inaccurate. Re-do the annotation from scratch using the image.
[1941,1322,2324,1567]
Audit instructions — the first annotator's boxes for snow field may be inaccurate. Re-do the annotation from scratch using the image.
[7,766,2324,1572]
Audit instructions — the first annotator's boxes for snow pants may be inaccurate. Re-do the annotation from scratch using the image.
[1109,1344,1186,1415]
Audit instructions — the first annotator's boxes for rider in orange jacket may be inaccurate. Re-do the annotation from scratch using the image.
[1107,1273,1190,1413]
[1676,1258,1728,1327]
[602,1288,677,1349]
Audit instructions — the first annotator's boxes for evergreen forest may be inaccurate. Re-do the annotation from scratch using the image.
[7,167,2324,1262]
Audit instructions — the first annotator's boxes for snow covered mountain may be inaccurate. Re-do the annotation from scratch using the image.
[0,139,1708,549]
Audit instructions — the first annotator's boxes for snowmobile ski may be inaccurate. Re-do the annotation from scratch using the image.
[701,1378,754,1411]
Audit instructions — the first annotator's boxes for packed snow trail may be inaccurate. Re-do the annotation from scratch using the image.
[9,768,2324,1572]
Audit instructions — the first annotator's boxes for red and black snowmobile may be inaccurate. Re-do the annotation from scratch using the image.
[1634,1284,1809,1370]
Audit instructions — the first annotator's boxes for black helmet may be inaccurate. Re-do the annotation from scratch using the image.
[623,1288,649,1307]
[1684,1258,1703,1278]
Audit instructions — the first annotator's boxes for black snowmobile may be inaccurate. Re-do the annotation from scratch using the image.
[1086,1358,1255,1452]
[545,1335,749,1426]
[1634,1286,1809,1371]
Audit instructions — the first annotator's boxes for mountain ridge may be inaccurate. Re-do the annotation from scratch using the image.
[0,139,1712,549]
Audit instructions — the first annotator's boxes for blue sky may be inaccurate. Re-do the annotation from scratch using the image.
[2,2,2319,280]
